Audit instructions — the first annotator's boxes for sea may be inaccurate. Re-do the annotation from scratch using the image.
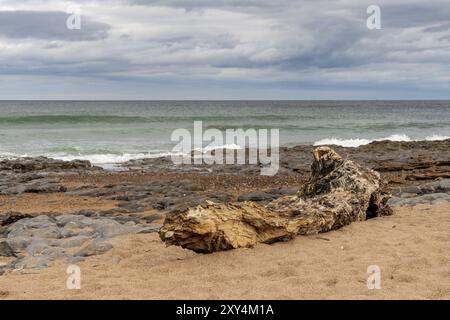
[0,100,448,167]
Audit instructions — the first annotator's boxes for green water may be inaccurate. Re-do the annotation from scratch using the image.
[0,100,448,165]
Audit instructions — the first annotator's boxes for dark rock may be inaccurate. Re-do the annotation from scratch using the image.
[24,182,67,193]
[66,256,85,264]
[237,192,277,202]
[65,189,110,197]
[154,197,176,210]
[2,185,26,195]
[277,187,299,196]
[7,215,60,239]
[0,239,15,257]
[54,236,90,248]
[0,212,31,226]
[12,256,50,269]
[184,183,204,191]
[118,201,142,212]
[6,236,33,252]
[0,157,94,173]
[112,215,141,224]
[142,213,163,223]
[388,193,450,207]
[210,192,233,203]
[74,210,97,217]
[417,179,450,195]
[25,239,50,255]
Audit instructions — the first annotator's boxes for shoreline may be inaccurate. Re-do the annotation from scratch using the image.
[1,136,449,169]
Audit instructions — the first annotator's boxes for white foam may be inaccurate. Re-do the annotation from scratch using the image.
[196,143,242,153]
[314,134,449,148]
[425,134,450,141]
[382,134,412,142]
[46,144,243,166]
[313,138,372,148]
[50,151,186,165]
[51,153,149,164]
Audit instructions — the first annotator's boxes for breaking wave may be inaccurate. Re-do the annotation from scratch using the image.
[313,134,450,148]
[0,144,246,168]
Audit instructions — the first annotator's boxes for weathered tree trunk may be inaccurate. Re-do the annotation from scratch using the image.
[159,147,392,253]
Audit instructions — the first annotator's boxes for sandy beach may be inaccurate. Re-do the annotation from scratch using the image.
[1,203,449,300]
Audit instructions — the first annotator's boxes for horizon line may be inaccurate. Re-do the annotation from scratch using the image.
[1,99,450,102]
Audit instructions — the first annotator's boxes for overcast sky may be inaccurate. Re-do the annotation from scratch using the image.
[1,0,450,99]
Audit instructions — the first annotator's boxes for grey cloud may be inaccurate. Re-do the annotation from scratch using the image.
[380,3,450,28]
[127,0,283,9]
[0,10,110,41]
[0,56,132,78]
[0,0,450,99]
[424,23,450,33]
[130,0,450,29]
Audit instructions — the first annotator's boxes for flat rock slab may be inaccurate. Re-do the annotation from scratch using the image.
[76,241,113,257]
[388,193,450,207]
[393,179,450,196]
[0,213,160,272]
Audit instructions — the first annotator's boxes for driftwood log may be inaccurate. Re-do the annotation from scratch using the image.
[159,147,392,253]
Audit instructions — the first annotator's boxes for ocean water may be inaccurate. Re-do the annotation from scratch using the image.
[0,100,449,166]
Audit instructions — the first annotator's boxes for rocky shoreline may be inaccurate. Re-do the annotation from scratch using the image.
[0,139,449,273]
